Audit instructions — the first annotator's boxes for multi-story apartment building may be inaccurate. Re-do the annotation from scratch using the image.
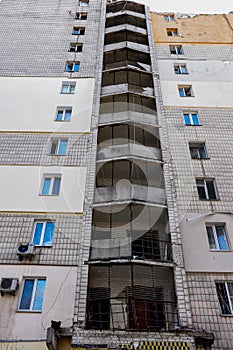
[0,1,232,350]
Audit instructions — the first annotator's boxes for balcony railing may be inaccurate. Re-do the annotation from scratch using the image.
[86,298,178,331]
[90,236,173,263]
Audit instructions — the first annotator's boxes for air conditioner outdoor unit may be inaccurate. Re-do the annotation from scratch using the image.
[17,243,35,260]
[0,278,19,295]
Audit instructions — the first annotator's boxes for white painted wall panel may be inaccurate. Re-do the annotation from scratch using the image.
[0,77,94,132]
[0,166,86,213]
[0,265,77,340]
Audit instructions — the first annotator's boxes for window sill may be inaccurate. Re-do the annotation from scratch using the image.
[60,92,75,95]
[191,157,210,160]
[39,194,60,197]
[54,120,71,122]
[179,95,195,97]
[184,124,202,127]
[198,198,220,201]
[49,154,66,157]
[210,249,231,252]
[220,313,233,317]
[16,310,42,313]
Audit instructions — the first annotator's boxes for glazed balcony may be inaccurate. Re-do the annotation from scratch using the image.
[86,264,177,331]
[106,1,145,15]
[104,30,149,52]
[95,159,166,205]
[101,69,154,97]
[97,124,161,161]
[106,14,147,31]
[103,48,151,71]
[99,93,157,125]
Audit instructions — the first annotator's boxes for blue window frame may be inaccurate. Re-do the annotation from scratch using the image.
[183,113,200,125]
[19,278,46,311]
[50,139,68,155]
[41,176,61,196]
[55,108,72,121]
[33,222,55,246]
[65,62,80,72]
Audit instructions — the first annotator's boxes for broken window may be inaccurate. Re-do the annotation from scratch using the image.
[216,282,233,315]
[196,178,218,200]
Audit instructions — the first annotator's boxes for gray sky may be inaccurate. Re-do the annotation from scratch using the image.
[139,0,233,14]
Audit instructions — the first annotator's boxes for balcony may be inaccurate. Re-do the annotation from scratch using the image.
[95,159,165,205]
[99,93,157,125]
[86,264,177,331]
[106,1,145,15]
[101,69,154,97]
[103,48,151,71]
[97,123,161,161]
[104,30,148,49]
[106,14,147,30]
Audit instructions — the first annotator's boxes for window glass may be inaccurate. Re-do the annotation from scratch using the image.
[52,178,61,195]
[183,114,191,125]
[64,109,72,121]
[42,178,51,195]
[32,279,46,311]
[33,223,44,246]
[19,279,34,310]
[192,114,199,125]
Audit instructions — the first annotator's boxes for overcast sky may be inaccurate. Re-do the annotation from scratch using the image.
[140,0,233,14]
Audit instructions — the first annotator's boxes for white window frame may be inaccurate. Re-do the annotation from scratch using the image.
[32,221,55,246]
[183,112,200,125]
[164,14,174,22]
[76,12,88,20]
[79,0,89,6]
[18,277,46,312]
[170,45,183,55]
[178,85,194,97]
[189,142,207,159]
[40,175,62,196]
[61,82,76,94]
[216,282,233,315]
[55,107,72,121]
[72,26,85,35]
[50,139,68,155]
[196,178,218,200]
[206,224,229,250]
[69,43,83,52]
[167,28,178,37]
[174,64,188,74]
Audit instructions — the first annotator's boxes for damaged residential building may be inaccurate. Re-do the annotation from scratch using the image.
[0,1,232,350]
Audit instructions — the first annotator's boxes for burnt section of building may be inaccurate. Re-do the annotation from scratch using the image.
[86,0,178,335]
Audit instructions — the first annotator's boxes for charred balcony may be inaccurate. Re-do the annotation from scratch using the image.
[106,1,145,15]
[95,159,165,205]
[99,93,157,125]
[106,14,147,31]
[101,68,154,96]
[104,30,148,48]
[86,264,177,331]
[97,123,161,161]
[91,205,171,262]
[103,48,151,71]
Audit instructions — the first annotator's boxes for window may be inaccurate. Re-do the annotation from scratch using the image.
[75,12,88,20]
[61,82,76,94]
[55,107,72,121]
[174,64,188,74]
[69,43,83,52]
[19,278,46,311]
[72,26,85,35]
[178,85,193,97]
[183,113,200,125]
[170,45,183,55]
[65,61,80,72]
[41,175,61,196]
[50,139,68,155]
[167,28,178,36]
[189,142,208,159]
[164,14,174,21]
[33,222,55,246]
[206,224,229,250]
[216,282,233,315]
[79,0,89,6]
[196,178,218,200]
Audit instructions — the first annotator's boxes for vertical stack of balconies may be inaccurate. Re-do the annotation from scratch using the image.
[86,0,178,334]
